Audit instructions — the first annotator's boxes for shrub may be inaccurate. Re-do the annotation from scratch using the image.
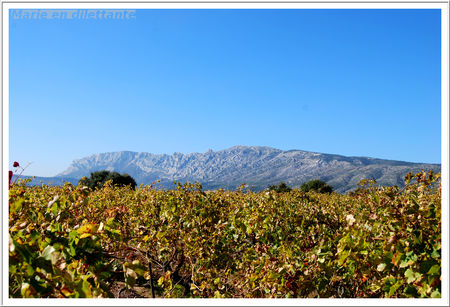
[300,179,333,193]
[79,170,137,190]
[267,182,292,193]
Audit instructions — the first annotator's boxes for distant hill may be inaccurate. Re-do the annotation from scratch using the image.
[11,175,79,187]
[54,146,440,193]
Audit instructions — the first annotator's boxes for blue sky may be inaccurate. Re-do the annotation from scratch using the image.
[9,9,441,177]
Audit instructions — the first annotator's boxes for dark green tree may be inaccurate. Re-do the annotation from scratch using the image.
[267,182,292,193]
[79,170,137,190]
[300,179,333,193]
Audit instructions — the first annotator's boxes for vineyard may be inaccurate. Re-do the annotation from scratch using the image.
[9,171,441,298]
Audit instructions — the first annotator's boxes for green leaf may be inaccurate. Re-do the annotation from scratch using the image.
[40,245,56,261]
[431,248,440,259]
[399,259,409,268]
[370,283,381,292]
[388,280,402,298]
[373,193,380,204]
[377,263,386,272]
[399,252,418,268]
[427,265,440,276]
[268,272,280,280]
[77,278,92,298]
[404,269,422,284]
[338,250,351,266]
[10,237,33,262]
[404,269,415,284]
[430,290,441,298]
[246,225,252,235]
[10,199,24,214]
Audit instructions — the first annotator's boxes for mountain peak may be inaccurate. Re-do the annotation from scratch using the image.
[57,146,440,193]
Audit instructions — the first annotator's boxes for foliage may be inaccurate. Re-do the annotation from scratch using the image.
[267,182,292,193]
[79,171,137,190]
[300,179,333,193]
[9,171,441,298]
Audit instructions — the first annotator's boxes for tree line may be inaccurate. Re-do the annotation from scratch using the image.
[81,170,333,194]
[268,179,333,193]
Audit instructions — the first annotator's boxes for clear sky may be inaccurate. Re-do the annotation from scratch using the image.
[9,9,441,177]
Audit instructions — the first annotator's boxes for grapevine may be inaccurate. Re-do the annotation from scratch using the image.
[9,171,441,298]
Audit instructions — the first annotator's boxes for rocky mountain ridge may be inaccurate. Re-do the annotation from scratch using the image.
[55,146,441,193]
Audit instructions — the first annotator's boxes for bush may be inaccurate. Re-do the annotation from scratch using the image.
[267,182,292,193]
[300,179,333,193]
[79,170,137,190]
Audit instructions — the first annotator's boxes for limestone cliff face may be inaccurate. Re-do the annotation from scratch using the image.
[57,146,441,193]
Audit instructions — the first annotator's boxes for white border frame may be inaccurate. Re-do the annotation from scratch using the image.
[2,1,449,306]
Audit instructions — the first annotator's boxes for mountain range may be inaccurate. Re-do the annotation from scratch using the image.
[43,146,442,193]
